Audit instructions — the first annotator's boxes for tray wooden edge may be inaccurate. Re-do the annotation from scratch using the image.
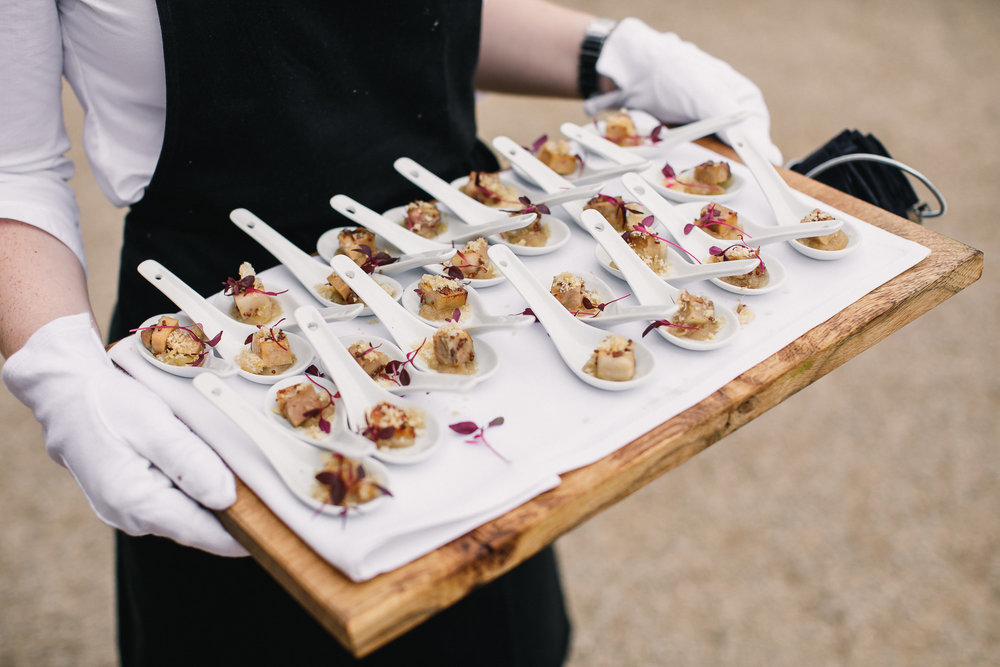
[218,142,984,657]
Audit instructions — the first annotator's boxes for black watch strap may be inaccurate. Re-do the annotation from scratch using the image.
[578,17,618,99]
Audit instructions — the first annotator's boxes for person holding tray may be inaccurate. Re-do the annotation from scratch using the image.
[0,1,780,664]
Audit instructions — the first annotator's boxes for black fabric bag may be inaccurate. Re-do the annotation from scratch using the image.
[788,129,945,223]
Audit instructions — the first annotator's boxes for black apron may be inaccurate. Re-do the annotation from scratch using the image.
[109,2,569,664]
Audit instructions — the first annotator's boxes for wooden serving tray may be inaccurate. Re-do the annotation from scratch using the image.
[215,140,983,657]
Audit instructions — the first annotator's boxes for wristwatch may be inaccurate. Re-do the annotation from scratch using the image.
[578,17,618,99]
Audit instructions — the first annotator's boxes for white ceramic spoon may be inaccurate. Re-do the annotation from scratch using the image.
[534,269,678,328]
[622,173,786,295]
[315,226,455,275]
[330,256,499,389]
[137,260,315,383]
[334,333,474,394]
[394,157,533,227]
[401,277,535,333]
[330,194,506,288]
[131,312,237,378]
[229,208,397,315]
[294,306,442,464]
[726,126,859,259]
[578,209,742,351]
[487,244,655,391]
[669,201,841,246]
[639,161,746,204]
[192,372,391,515]
[264,374,348,448]
[568,110,750,159]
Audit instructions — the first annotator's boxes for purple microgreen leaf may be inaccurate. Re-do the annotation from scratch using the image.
[529,134,548,153]
[488,416,505,428]
[661,161,676,179]
[449,421,480,435]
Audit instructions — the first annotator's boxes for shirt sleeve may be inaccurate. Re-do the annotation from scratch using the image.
[0,0,86,269]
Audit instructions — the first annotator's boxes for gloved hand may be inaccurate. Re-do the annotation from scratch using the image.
[584,17,783,165]
[2,312,247,557]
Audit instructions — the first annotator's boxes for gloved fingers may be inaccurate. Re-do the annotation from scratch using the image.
[89,371,237,511]
[68,451,248,557]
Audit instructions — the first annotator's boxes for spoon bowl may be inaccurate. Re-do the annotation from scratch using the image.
[315,226,455,275]
[131,312,237,378]
[534,269,677,327]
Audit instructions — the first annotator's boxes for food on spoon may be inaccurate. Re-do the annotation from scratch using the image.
[584,334,636,381]
[583,194,647,233]
[275,380,335,438]
[443,237,498,280]
[238,324,295,375]
[364,401,422,449]
[549,272,601,315]
[319,272,361,305]
[536,138,580,175]
[223,262,283,325]
[619,220,670,276]
[662,161,734,196]
[347,340,391,379]
[313,453,391,509]
[667,291,722,341]
[604,109,641,146]
[690,203,744,240]
[501,212,549,247]
[404,200,445,238]
[459,171,520,207]
[416,274,469,320]
[707,244,769,289]
[797,208,848,251]
[137,316,215,367]
[430,322,477,373]
[338,228,377,265]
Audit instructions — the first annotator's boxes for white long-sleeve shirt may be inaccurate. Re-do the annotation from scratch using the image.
[0,0,165,267]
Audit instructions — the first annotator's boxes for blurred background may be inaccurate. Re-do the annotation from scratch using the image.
[1,0,996,665]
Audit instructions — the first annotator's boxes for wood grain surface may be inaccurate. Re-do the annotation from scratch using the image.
[215,141,983,657]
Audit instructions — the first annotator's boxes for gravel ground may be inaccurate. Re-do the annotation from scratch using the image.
[1,1,996,665]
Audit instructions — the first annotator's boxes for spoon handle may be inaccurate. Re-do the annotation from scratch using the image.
[491,136,574,193]
[330,255,434,346]
[137,259,249,360]
[394,157,499,224]
[655,111,750,149]
[560,122,648,166]
[329,194,447,254]
[230,208,329,286]
[726,126,800,226]
[577,210,679,305]
[292,305,382,434]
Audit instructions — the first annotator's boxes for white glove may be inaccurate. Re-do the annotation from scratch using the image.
[2,313,247,557]
[584,17,783,165]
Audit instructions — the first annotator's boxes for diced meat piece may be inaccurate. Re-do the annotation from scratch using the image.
[697,203,742,239]
[233,288,271,320]
[325,272,360,304]
[592,335,636,381]
[537,139,578,175]
[404,201,443,238]
[148,316,179,354]
[276,383,329,428]
[348,341,390,377]
[367,402,416,449]
[433,324,475,367]
[550,273,586,311]
[338,228,376,265]
[693,161,731,186]
[418,275,467,312]
[251,330,294,368]
[605,110,639,146]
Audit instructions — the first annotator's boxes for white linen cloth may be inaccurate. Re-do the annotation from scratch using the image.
[109,139,929,581]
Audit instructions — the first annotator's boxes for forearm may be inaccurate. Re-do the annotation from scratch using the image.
[0,219,95,358]
[476,0,598,97]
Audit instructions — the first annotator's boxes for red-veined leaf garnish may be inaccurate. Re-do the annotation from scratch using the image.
[447,416,509,463]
